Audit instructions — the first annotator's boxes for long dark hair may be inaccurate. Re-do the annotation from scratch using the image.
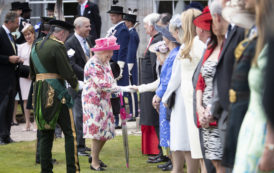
[207,24,217,49]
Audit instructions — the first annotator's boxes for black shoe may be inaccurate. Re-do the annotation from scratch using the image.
[115,126,122,129]
[85,147,91,151]
[162,163,173,171]
[90,165,105,171]
[147,156,169,163]
[78,151,89,156]
[11,122,19,126]
[0,140,7,145]
[89,156,107,168]
[4,137,14,144]
[157,160,171,169]
[148,153,162,161]
[127,117,136,122]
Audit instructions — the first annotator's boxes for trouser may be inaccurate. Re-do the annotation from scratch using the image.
[0,87,16,140]
[127,92,138,117]
[40,105,80,173]
[72,91,85,151]
[154,125,163,155]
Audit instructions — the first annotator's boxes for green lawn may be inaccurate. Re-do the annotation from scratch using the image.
[0,136,162,173]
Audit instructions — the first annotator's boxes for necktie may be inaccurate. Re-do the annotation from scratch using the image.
[227,24,232,38]
[83,40,90,60]
[8,33,16,53]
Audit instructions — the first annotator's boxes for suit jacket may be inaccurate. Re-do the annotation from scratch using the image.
[127,28,139,85]
[0,26,17,94]
[211,26,245,120]
[65,34,93,81]
[77,1,101,41]
[111,22,130,86]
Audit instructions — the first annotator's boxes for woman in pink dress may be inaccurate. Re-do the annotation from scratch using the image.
[82,36,130,171]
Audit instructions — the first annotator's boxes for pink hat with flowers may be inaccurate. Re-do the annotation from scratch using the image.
[91,36,120,52]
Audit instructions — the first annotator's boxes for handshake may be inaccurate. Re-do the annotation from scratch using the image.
[119,85,139,93]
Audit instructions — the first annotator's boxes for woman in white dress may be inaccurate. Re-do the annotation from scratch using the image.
[17,24,36,131]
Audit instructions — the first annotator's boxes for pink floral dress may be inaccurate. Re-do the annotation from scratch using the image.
[82,56,119,140]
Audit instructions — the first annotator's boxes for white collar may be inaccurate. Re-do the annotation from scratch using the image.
[2,24,11,35]
[74,32,86,42]
[81,0,88,6]
[129,27,134,31]
[113,21,124,29]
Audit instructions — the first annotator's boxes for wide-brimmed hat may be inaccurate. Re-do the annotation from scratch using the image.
[155,25,178,43]
[91,36,120,52]
[21,2,32,12]
[107,6,124,14]
[222,0,255,29]
[149,41,169,54]
[10,2,22,11]
[193,6,212,31]
[46,3,55,11]
[49,20,74,31]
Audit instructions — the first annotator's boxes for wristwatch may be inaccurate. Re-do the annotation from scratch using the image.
[265,143,274,151]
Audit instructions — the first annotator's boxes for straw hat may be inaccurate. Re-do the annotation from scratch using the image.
[222,0,255,29]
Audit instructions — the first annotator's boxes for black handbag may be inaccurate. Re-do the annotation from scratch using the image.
[166,92,176,109]
[15,63,30,78]
[111,97,120,115]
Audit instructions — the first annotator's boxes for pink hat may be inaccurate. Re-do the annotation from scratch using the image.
[91,36,120,52]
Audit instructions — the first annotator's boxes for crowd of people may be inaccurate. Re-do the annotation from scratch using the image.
[0,0,274,173]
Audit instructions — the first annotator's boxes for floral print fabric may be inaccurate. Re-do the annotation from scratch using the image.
[82,56,119,140]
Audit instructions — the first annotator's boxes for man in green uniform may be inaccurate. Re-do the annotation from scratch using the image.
[30,20,80,173]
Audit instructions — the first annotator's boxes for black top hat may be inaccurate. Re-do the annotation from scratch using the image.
[123,14,137,23]
[10,2,22,11]
[41,16,55,24]
[46,3,55,11]
[107,6,124,14]
[21,2,32,12]
[49,20,74,31]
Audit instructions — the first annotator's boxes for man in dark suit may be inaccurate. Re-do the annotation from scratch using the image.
[65,16,93,156]
[0,11,22,145]
[107,5,130,128]
[209,1,245,171]
[77,0,101,43]
[16,2,32,44]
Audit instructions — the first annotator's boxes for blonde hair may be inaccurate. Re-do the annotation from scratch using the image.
[22,24,35,34]
[180,9,201,59]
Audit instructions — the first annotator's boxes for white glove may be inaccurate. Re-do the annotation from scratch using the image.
[128,63,134,76]
[120,86,135,93]
[116,68,123,80]
[117,61,125,81]
[78,81,84,90]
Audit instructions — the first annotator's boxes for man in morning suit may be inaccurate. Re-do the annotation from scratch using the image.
[16,2,32,44]
[77,0,101,44]
[30,20,80,173]
[65,16,93,157]
[0,12,21,145]
[124,11,140,120]
[107,5,130,128]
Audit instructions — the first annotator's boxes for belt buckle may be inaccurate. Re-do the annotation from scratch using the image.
[229,89,237,103]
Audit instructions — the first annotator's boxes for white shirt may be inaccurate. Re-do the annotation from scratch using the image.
[74,33,89,56]
[2,24,16,53]
[80,0,88,16]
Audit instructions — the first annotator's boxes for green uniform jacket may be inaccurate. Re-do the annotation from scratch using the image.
[30,37,78,130]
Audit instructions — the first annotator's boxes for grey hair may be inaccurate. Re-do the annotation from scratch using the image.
[209,0,223,16]
[53,26,65,33]
[143,13,160,26]
[74,16,90,28]
[4,11,19,23]
[169,14,184,42]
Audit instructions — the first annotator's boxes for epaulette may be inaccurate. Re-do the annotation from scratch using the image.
[49,35,64,45]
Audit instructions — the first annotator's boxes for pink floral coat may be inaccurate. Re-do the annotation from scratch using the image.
[82,56,119,140]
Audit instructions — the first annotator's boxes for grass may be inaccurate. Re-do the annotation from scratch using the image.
[0,135,162,173]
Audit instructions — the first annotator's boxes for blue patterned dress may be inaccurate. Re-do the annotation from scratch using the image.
[156,46,180,148]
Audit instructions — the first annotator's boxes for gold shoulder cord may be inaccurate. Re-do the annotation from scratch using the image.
[50,35,64,45]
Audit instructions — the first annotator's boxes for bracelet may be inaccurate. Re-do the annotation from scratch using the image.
[265,143,274,151]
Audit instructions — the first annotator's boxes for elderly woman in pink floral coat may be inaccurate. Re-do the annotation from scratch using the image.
[82,36,130,171]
